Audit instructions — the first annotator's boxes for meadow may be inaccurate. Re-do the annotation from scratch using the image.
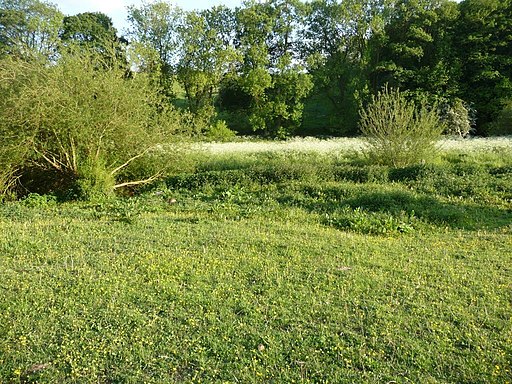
[0,137,511,383]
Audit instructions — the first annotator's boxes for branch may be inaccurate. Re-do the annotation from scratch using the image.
[35,149,66,172]
[112,173,161,190]
[110,148,152,176]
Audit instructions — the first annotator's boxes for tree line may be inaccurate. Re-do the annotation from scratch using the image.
[1,0,511,138]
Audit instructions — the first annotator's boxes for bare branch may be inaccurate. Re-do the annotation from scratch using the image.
[34,149,66,172]
[110,147,153,176]
[113,173,161,190]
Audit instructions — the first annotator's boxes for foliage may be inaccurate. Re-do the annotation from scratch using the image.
[1,0,504,138]
[488,98,512,135]
[126,1,183,100]
[0,56,36,199]
[442,98,475,137]
[324,206,417,234]
[302,0,377,135]
[0,166,18,201]
[370,0,460,99]
[176,6,239,117]
[0,49,183,199]
[455,0,512,134]
[204,120,237,141]
[0,0,62,60]
[219,0,313,137]
[60,12,127,68]
[359,86,445,166]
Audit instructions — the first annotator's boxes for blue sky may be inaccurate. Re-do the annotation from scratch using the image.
[52,0,244,34]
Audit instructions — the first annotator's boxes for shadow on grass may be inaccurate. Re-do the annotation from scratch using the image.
[281,186,511,233]
[162,162,511,234]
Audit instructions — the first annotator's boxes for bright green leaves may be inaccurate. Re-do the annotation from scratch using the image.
[359,86,445,167]
[0,0,63,60]
[177,6,240,119]
[0,49,181,199]
[220,0,313,137]
[127,1,183,101]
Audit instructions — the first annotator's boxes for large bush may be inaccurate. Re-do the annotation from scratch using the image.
[358,87,445,167]
[0,49,185,199]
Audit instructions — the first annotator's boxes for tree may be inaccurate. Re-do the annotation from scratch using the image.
[455,0,512,134]
[220,0,313,137]
[369,0,460,101]
[176,6,239,118]
[301,0,383,135]
[0,0,62,60]
[59,12,128,71]
[127,1,183,100]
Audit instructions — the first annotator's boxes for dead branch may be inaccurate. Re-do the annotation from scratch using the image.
[110,147,152,176]
[34,149,66,172]
[112,173,161,190]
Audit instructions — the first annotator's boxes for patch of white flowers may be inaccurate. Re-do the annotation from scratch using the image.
[438,136,512,152]
[197,137,367,154]
[197,136,511,155]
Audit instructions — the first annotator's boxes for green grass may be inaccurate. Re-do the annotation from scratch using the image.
[1,147,511,383]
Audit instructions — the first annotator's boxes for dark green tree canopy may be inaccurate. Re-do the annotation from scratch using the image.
[455,0,512,133]
[370,0,459,98]
[59,11,127,69]
[60,11,124,46]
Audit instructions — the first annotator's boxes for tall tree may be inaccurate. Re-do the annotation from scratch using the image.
[60,12,127,68]
[455,0,512,133]
[220,0,312,137]
[301,0,385,135]
[176,6,239,117]
[369,0,459,100]
[0,0,62,60]
[127,1,183,99]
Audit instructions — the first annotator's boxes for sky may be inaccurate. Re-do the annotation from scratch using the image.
[51,0,463,36]
[51,0,244,34]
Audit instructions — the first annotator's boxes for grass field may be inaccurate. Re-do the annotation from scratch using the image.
[1,138,511,383]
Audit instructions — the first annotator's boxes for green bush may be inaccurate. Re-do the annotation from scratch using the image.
[359,86,445,167]
[442,98,475,138]
[333,164,389,183]
[205,120,237,141]
[0,48,187,199]
[324,207,417,235]
[0,167,18,202]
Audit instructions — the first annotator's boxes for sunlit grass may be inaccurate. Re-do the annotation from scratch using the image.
[0,143,511,383]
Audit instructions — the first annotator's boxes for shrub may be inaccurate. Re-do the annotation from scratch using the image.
[205,120,237,141]
[324,207,417,235]
[358,86,445,167]
[333,164,389,183]
[0,48,185,199]
[442,98,475,138]
[0,166,18,202]
[0,58,36,200]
